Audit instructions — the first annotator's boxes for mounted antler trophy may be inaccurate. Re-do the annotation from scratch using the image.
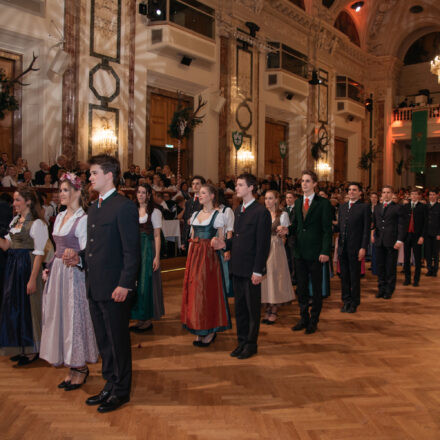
[0,53,39,120]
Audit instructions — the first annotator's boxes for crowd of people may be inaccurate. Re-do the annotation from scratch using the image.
[0,151,439,414]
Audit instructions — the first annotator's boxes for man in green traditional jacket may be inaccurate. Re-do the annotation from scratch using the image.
[290,170,332,334]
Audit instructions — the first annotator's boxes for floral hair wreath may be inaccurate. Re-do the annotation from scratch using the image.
[60,172,82,190]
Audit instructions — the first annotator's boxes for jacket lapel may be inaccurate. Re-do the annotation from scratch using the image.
[304,195,319,225]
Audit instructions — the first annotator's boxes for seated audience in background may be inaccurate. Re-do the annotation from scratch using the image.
[50,155,68,183]
[1,165,18,187]
[34,162,50,186]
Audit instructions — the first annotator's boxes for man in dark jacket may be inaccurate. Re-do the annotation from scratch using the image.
[66,155,140,413]
[402,188,427,286]
[337,182,370,313]
[371,185,406,299]
[290,170,332,334]
[425,189,440,277]
[212,173,271,359]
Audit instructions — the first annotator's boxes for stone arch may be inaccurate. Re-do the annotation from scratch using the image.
[334,10,360,46]
[395,26,440,63]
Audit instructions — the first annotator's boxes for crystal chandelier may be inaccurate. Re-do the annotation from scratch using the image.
[430,56,440,84]
[92,118,117,155]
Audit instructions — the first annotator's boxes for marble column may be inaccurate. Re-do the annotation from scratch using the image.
[62,0,81,167]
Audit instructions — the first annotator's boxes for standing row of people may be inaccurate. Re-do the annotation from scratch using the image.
[0,155,167,413]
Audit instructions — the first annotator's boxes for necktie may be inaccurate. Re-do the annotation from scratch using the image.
[349,202,352,210]
[384,202,388,208]
[408,204,415,233]
[242,204,246,213]
[304,197,309,213]
[98,196,103,208]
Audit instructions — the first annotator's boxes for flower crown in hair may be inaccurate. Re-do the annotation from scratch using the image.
[60,172,82,190]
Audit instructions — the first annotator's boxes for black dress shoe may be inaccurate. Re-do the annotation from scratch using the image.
[383,293,392,299]
[237,348,257,360]
[305,323,317,334]
[291,321,308,331]
[9,354,23,362]
[65,367,89,391]
[403,280,411,286]
[426,272,433,277]
[261,318,269,324]
[347,305,357,313]
[86,390,111,406]
[413,281,419,287]
[230,345,244,357]
[97,394,130,413]
[340,303,350,313]
[375,291,384,298]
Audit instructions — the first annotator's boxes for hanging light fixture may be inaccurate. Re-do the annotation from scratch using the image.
[351,1,364,12]
[92,117,118,155]
[431,55,440,84]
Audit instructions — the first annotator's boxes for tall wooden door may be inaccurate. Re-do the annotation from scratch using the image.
[149,92,189,176]
[265,120,287,176]
[0,56,16,161]
[334,137,347,183]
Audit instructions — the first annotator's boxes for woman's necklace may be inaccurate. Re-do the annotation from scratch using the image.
[202,207,213,213]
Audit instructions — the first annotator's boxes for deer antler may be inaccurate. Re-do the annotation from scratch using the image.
[7,53,39,87]
[187,95,206,126]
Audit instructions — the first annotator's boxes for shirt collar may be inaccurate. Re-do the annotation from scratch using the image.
[243,198,256,209]
[303,193,315,204]
[100,188,116,201]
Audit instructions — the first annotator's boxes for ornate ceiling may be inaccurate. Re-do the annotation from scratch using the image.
[319,0,440,59]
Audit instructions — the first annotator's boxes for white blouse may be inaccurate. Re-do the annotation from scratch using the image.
[279,211,290,227]
[219,205,234,233]
[190,210,225,228]
[7,216,49,256]
[139,208,162,229]
[53,207,88,250]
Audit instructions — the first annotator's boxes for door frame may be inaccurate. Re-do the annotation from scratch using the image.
[0,50,23,162]
[265,117,288,177]
[146,87,194,175]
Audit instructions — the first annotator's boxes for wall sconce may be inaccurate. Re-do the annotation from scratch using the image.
[92,117,118,155]
[316,161,331,178]
[238,149,255,171]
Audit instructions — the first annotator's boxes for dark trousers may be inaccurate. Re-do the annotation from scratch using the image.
[295,258,323,325]
[232,275,261,351]
[285,237,296,283]
[339,248,361,306]
[404,233,422,283]
[375,245,398,295]
[88,296,132,397]
[425,236,439,275]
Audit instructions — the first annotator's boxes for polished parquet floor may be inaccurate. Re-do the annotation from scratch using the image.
[1,260,440,439]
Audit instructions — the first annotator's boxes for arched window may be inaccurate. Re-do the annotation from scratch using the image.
[288,0,305,10]
[404,32,440,65]
[322,0,335,8]
[334,11,360,47]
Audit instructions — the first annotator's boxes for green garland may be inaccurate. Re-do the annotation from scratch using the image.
[0,69,19,120]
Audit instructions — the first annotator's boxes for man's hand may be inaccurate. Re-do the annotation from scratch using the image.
[394,241,402,250]
[319,254,329,263]
[251,274,263,285]
[437,235,440,241]
[211,237,226,250]
[371,233,375,244]
[112,286,129,302]
[417,237,424,245]
[63,248,79,266]
[358,248,366,262]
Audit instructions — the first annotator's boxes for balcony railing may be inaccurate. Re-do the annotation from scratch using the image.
[393,104,440,122]
[336,76,363,102]
[267,42,308,79]
[146,0,215,39]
